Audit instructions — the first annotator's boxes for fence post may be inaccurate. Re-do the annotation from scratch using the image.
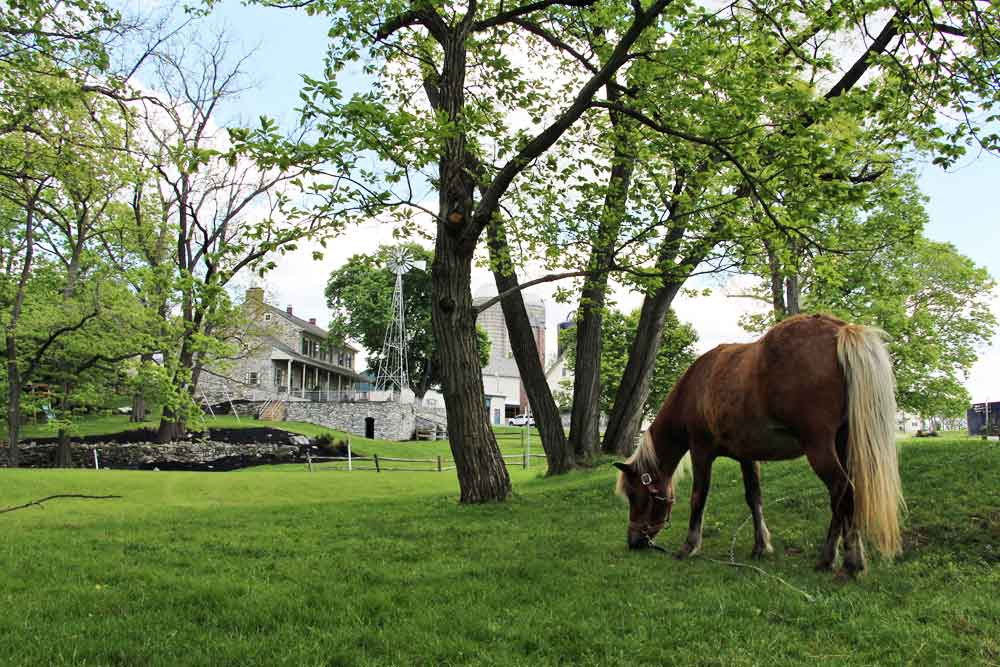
[347,437,353,471]
[523,450,527,469]
[306,450,314,473]
[93,448,100,471]
[374,453,380,472]
[437,455,442,472]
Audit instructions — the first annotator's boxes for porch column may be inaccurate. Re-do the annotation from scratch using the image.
[287,359,292,395]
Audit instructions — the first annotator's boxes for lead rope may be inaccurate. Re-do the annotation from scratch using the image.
[650,492,821,603]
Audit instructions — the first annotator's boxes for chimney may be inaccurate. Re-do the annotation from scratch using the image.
[245,287,264,304]
[309,318,317,325]
[286,305,293,315]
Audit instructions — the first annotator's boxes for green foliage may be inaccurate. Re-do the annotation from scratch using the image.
[325,243,490,395]
[561,308,698,418]
[806,237,996,418]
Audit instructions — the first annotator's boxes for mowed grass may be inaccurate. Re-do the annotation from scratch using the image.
[1,438,998,666]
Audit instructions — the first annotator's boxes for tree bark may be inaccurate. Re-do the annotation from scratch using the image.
[764,239,787,319]
[601,280,683,456]
[432,232,511,502]
[4,184,43,467]
[428,23,511,503]
[486,224,574,475]
[568,86,635,464]
[785,274,800,316]
[601,205,722,457]
[55,429,72,468]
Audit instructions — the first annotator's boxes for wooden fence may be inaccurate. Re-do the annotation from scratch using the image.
[305,451,548,472]
[304,431,545,472]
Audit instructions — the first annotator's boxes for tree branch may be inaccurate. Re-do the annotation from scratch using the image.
[0,495,122,515]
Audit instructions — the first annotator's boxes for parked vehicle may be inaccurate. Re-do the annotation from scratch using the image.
[508,414,535,427]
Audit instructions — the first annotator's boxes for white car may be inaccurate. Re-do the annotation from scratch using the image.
[508,415,535,427]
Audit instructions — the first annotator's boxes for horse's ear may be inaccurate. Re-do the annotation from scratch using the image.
[612,462,632,474]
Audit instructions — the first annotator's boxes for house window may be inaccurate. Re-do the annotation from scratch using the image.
[264,313,271,321]
[245,372,260,386]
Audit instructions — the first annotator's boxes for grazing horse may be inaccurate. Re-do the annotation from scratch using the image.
[614,313,904,574]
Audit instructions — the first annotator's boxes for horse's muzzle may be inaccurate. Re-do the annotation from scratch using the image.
[628,534,651,550]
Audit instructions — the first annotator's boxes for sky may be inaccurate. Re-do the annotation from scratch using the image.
[129,0,1000,404]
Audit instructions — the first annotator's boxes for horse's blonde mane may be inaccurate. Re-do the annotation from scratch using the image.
[616,430,689,496]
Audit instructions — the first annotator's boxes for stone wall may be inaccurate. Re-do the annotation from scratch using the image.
[286,401,417,441]
[2,441,304,470]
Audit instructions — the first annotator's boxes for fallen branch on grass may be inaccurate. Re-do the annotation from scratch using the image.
[0,494,122,515]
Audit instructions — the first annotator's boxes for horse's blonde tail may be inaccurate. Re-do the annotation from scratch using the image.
[837,324,905,557]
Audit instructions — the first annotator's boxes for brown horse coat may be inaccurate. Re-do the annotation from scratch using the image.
[616,313,903,573]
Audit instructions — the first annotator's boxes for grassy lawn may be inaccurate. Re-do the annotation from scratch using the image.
[2,437,998,665]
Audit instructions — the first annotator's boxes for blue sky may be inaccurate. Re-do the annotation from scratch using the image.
[139,0,998,401]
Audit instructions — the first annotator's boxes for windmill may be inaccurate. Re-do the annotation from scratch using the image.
[374,247,425,396]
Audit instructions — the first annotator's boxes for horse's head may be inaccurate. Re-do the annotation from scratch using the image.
[614,461,675,550]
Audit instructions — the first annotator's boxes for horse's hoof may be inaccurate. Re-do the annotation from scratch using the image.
[675,543,699,559]
[814,560,834,572]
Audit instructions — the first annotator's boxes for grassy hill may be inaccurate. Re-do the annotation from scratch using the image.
[1,438,997,665]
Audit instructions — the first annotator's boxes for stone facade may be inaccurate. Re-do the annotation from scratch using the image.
[198,288,361,405]
[286,401,417,441]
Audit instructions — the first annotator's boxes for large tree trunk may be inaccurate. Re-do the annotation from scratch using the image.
[424,23,511,502]
[601,281,683,456]
[486,224,574,475]
[432,232,511,502]
[568,92,635,464]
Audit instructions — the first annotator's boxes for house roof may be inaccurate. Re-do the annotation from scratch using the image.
[263,303,360,352]
[267,337,365,381]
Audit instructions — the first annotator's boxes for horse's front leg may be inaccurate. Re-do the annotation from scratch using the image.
[677,452,714,559]
[740,459,773,559]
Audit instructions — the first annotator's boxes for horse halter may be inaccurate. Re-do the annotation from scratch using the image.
[629,473,674,543]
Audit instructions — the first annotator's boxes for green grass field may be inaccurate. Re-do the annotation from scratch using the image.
[2,437,998,666]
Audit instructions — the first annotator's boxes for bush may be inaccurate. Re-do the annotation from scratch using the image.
[313,432,347,456]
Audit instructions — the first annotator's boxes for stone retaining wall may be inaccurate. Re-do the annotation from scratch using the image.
[1,441,304,470]
[285,401,416,441]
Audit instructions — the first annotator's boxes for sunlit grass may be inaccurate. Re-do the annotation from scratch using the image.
[2,438,998,665]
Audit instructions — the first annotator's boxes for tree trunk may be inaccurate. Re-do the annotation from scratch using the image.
[5,333,21,467]
[568,91,635,464]
[764,239,786,320]
[785,274,800,316]
[157,405,186,443]
[55,429,72,468]
[130,394,147,423]
[432,232,511,502]
[601,281,683,456]
[486,224,574,475]
[569,284,605,461]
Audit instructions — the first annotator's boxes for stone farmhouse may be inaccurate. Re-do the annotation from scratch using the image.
[198,288,443,441]
[199,287,364,406]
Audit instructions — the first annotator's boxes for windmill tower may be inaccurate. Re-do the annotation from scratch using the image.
[374,247,425,397]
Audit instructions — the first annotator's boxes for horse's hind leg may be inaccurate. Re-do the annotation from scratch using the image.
[677,449,714,559]
[835,425,865,575]
[740,460,773,559]
[803,435,851,572]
